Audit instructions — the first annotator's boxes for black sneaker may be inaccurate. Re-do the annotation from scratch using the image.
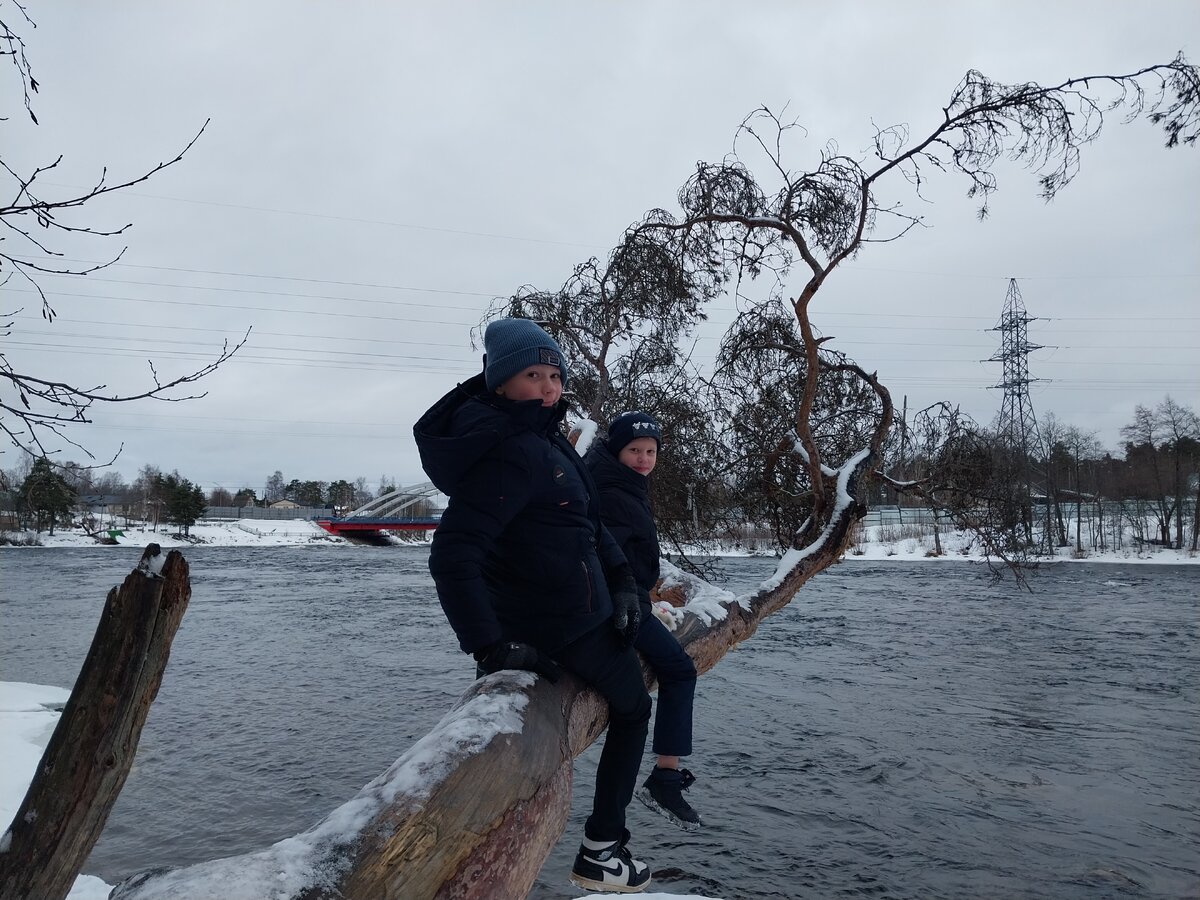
[636,766,703,831]
[569,830,652,894]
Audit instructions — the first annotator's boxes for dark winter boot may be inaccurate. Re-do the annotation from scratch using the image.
[636,766,703,831]
[569,830,652,894]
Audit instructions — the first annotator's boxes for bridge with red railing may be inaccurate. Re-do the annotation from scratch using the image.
[315,482,442,536]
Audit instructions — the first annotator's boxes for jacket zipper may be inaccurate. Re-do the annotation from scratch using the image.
[581,561,593,613]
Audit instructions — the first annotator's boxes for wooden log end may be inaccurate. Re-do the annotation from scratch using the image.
[649,581,686,607]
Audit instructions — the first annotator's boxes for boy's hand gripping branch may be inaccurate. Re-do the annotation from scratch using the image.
[473,641,562,683]
[610,570,642,648]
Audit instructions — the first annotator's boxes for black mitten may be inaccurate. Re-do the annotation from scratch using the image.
[610,569,641,648]
[473,641,561,683]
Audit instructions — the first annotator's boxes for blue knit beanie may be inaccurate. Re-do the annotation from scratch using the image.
[483,318,569,391]
[606,410,661,454]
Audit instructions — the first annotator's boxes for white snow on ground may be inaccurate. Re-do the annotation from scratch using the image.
[5,514,1194,565]
[0,682,122,900]
[843,522,1198,565]
[0,518,348,549]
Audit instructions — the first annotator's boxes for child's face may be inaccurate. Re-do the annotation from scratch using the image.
[618,437,658,476]
[496,364,563,407]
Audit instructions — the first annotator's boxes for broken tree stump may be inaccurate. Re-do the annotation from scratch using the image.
[0,545,191,900]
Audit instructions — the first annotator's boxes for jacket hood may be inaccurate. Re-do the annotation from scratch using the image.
[414,372,568,495]
[585,440,648,498]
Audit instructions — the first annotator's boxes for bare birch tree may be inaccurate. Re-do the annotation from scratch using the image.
[1,4,245,467]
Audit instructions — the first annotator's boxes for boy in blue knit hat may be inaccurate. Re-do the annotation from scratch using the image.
[480,316,570,393]
[414,318,655,893]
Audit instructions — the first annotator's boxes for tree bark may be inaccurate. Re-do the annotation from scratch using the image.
[113,455,875,900]
[0,545,191,900]
[1192,482,1200,552]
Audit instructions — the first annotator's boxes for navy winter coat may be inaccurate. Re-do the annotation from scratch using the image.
[584,441,659,616]
[414,374,628,655]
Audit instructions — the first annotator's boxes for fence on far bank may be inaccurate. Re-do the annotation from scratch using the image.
[203,506,335,521]
[860,506,939,527]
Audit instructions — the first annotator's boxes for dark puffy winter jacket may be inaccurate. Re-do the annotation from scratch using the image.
[584,441,659,616]
[414,374,628,655]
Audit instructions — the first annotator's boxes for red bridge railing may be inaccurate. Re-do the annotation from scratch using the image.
[315,516,440,534]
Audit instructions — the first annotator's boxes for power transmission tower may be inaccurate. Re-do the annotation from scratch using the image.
[986,278,1044,545]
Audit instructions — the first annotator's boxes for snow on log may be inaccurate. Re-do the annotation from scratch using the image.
[112,672,615,900]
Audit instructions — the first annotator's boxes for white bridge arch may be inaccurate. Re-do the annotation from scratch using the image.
[343,482,441,519]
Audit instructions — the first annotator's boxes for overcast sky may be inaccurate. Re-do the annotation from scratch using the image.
[4,1,1198,496]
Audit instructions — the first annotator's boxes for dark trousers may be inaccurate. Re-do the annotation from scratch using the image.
[557,623,652,842]
[634,612,697,758]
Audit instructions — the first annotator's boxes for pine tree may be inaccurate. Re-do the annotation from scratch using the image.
[18,458,77,535]
[156,473,207,537]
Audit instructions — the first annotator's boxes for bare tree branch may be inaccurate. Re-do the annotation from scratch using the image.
[0,10,236,466]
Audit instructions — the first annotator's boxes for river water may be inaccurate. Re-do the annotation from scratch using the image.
[0,546,1196,899]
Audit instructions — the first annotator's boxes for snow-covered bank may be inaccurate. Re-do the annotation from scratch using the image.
[0,518,353,549]
[3,517,1195,565]
[846,523,1198,565]
[0,682,117,900]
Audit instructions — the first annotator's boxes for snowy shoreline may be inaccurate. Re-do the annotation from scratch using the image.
[1,518,1195,565]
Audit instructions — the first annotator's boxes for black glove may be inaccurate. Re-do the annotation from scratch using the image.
[473,641,561,683]
[610,569,641,648]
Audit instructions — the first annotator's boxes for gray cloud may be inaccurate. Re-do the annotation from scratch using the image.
[5,1,1198,493]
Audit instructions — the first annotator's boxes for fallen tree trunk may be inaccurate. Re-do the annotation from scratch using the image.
[0,545,191,900]
[112,451,875,900]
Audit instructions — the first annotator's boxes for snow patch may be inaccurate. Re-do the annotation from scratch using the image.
[760,447,872,590]
[658,559,743,627]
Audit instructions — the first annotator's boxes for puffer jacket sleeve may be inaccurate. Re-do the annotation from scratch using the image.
[597,483,636,551]
[596,521,631,579]
[428,443,535,654]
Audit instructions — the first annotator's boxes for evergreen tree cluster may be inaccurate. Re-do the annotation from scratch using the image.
[14,458,76,536]
[153,473,206,537]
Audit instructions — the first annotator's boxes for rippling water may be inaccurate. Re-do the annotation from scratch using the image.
[1,546,1196,899]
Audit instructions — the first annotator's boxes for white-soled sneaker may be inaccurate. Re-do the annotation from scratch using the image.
[569,831,652,894]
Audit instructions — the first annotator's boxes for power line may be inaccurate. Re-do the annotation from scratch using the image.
[3,343,472,376]
[8,343,1185,390]
[4,335,478,365]
[82,422,407,437]
[21,256,1200,321]
[4,287,480,327]
[95,410,414,426]
[10,314,471,348]
[840,263,1200,281]
[39,185,608,251]
[9,294,1198,352]
[38,272,492,309]
[10,332,1198,365]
